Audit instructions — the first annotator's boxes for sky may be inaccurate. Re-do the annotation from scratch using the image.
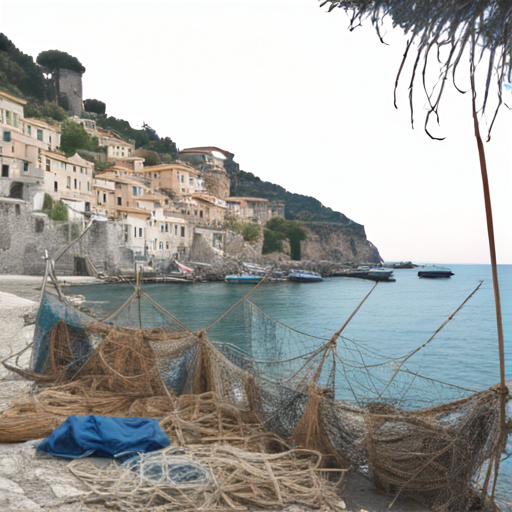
[1,0,511,264]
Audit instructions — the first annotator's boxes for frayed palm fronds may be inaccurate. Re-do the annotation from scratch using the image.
[321,0,512,139]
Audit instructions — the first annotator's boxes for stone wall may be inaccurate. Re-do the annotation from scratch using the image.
[53,221,130,276]
[59,69,83,116]
[0,201,67,275]
[0,201,131,276]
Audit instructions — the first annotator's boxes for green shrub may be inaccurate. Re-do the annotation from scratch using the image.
[84,99,106,115]
[224,215,243,233]
[60,120,93,156]
[24,100,68,122]
[42,194,68,221]
[262,217,307,260]
[242,223,261,242]
[262,229,284,254]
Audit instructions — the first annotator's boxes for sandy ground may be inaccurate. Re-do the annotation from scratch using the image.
[0,274,428,512]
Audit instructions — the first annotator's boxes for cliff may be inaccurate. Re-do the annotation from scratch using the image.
[300,222,382,264]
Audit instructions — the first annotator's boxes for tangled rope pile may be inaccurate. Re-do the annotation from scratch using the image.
[69,445,347,512]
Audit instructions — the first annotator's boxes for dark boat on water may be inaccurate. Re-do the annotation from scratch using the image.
[418,266,454,278]
[287,270,323,282]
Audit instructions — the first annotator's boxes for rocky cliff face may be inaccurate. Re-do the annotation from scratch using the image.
[300,222,382,264]
[202,169,230,199]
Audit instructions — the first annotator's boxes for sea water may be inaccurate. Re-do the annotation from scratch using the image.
[66,264,512,504]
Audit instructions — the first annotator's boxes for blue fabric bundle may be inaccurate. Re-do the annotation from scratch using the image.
[37,415,170,459]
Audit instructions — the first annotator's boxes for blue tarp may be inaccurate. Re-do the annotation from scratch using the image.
[37,415,170,459]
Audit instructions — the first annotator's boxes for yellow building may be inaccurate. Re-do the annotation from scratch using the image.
[135,163,204,196]
[40,151,94,208]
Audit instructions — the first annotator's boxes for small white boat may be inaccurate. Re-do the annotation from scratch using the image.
[368,268,394,279]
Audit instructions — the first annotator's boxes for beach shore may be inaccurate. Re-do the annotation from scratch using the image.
[0,274,428,512]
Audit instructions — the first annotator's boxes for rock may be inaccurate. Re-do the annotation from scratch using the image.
[0,475,25,494]
[50,483,86,498]
[0,494,41,511]
[23,308,38,326]
[0,457,21,476]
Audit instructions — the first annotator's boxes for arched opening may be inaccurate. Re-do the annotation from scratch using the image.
[9,182,24,200]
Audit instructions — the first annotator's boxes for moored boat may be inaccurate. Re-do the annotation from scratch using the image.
[287,270,323,282]
[367,267,394,280]
[225,273,263,284]
[418,265,454,278]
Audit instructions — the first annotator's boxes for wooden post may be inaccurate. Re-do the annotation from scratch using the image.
[470,44,508,497]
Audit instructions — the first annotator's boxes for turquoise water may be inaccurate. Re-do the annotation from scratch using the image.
[66,264,512,504]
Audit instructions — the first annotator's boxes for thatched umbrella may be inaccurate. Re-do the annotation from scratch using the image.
[320,0,510,504]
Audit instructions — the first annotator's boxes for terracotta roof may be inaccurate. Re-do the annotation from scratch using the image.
[0,90,27,105]
[179,146,234,158]
[137,163,197,174]
[94,172,149,187]
[24,118,61,131]
[115,207,151,217]
[136,194,168,202]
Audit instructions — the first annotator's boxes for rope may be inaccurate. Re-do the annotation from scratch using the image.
[379,280,484,396]
[204,274,269,331]
[245,300,331,342]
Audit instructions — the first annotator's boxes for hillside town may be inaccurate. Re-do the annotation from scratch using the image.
[0,89,288,266]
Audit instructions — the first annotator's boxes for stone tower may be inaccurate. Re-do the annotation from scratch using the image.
[58,68,83,116]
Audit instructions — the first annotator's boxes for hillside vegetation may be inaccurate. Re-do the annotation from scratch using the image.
[225,157,360,226]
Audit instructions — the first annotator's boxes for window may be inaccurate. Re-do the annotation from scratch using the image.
[139,187,143,195]
[11,145,14,153]
[160,225,164,233]
[67,177,71,189]
[132,186,137,196]
[87,182,91,191]
[37,129,43,141]
[154,173,158,178]
[3,131,11,142]
[200,210,203,219]
[54,181,58,192]
[174,225,178,235]
[49,135,52,144]
[23,162,29,172]
[117,197,122,206]
[61,162,65,169]
[181,226,185,237]
[181,174,184,183]
[79,181,82,191]
[103,192,107,203]
[189,178,193,186]
[27,125,31,136]
[159,241,163,250]
[1,165,8,177]
[74,179,77,190]
[45,159,50,172]
[80,167,84,174]
[5,111,11,125]
[165,223,169,232]
[73,166,76,173]
[134,227,137,237]
[166,242,170,250]
[139,227,143,237]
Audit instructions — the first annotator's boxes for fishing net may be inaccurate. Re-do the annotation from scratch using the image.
[69,445,346,512]
[0,268,508,512]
